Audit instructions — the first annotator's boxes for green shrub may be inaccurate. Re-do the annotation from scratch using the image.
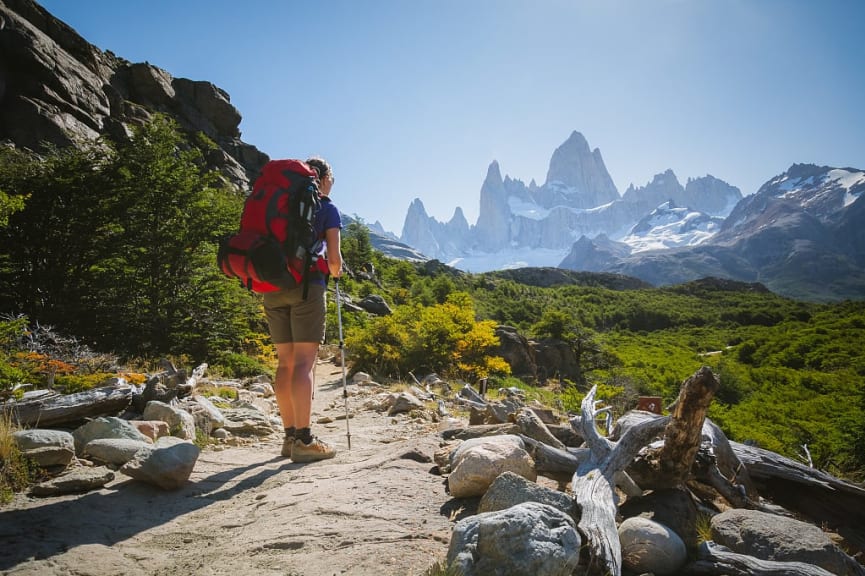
[53,372,117,394]
[215,352,272,379]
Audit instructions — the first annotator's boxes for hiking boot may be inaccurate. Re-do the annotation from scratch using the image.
[281,436,294,458]
[291,436,336,462]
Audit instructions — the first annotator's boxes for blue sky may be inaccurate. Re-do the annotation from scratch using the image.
[38,0,865,234]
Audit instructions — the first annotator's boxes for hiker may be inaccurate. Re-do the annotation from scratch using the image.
[263,156,343,462]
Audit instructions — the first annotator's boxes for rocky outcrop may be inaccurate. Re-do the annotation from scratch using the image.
[0,0,267,189]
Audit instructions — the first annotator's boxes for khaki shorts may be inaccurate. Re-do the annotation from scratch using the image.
[263,283,327,344]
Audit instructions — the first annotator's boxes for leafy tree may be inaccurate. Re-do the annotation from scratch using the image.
[531,309,573,340]
[0,116,261,360]
[341,218,374,274]
[0,189,27,228]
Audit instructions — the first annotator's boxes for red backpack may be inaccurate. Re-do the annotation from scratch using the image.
[217,159,328,295]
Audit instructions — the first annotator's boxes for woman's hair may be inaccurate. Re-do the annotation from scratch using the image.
[306,156,332,181]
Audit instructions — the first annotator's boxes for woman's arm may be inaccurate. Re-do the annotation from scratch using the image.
[325,227,343,277]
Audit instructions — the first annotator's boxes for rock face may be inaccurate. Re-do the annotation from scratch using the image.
[542,130,619,209]
[0,0,268,189]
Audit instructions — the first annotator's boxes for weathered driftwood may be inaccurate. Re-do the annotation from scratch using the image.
[686,541,836,576]
[687,419,759,508]
[521,436,644,500]
[4,382,134,427]
[571,385,670,576]
[621,412,756,496]
[515,407,565,449]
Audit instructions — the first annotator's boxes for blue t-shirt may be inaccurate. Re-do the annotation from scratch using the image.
[310,197,340,283]
[315,196,341,237]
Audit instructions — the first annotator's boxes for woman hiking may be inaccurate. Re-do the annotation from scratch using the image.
[263,156,343,462]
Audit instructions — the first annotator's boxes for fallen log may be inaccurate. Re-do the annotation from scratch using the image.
[441,423,520,441]
[686,541,835,576]
[4,382,134,428]
[730,440,865,555]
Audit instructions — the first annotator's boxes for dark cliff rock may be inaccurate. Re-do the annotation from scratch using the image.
[0,0,267,189]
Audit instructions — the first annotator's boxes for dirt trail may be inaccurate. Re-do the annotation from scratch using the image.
[0,362,458,576]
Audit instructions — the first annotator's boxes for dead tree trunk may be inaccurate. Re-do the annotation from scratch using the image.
[571,385,669,576]
[656,366,719,484]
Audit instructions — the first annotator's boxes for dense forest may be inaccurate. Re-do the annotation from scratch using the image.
[1,116,863,483]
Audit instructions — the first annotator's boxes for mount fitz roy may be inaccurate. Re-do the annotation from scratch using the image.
[400,131,865,302]
[402,131,741,264]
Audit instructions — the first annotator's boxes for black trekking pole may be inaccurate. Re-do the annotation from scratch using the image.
[335,277,351,449]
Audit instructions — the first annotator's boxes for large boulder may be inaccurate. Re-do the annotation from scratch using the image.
[447,435,536,498]
[447,501,581,576]
[119,436,199,490]
[492,325,537,379]
[711,509,864,576]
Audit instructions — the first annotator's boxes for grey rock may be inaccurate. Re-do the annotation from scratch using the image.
[711,508,864,576]
[83,438,150,466]
[619,487,699,550]
[12,429,75,467]
[182,395,227,433]
[357,295,392,316]
[478,471,576,522]
[72,417,150,455]
[447,501,581,576]
[387,392,424,416]
[31,465,115,496]
[220,405,274,436]
[142,401,196,440]
[619,516,687,576]
[120,436,199,490]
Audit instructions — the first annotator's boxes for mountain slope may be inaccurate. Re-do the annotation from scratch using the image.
[566,164,865,301]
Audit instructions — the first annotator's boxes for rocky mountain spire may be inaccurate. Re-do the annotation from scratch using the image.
[475,161,511,251]
[543,131,619,208]
[400,198,440,257]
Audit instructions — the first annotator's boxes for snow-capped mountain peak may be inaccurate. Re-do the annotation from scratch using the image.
[623,201,723,253]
